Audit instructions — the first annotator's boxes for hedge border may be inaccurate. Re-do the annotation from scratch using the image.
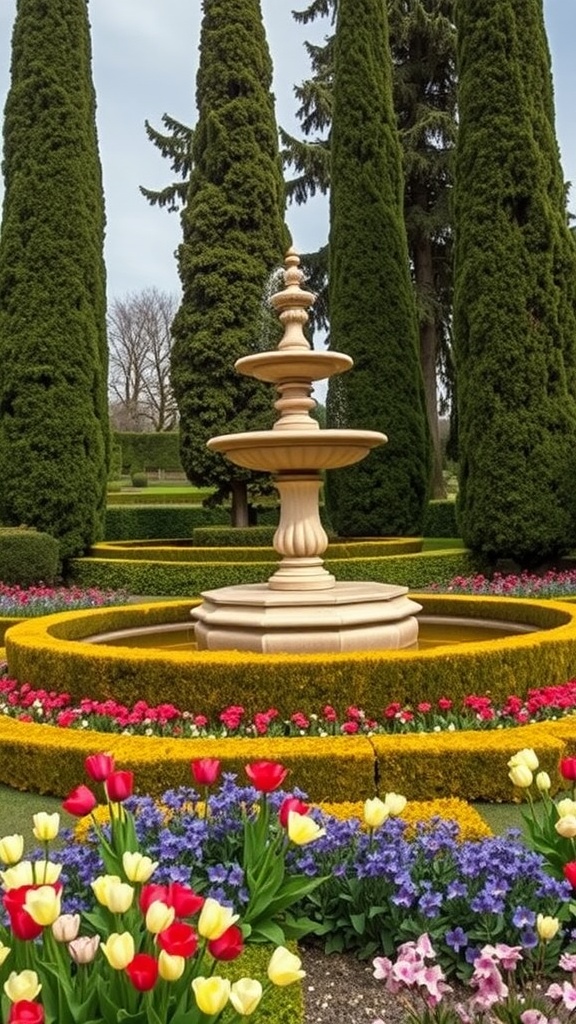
[5,595,576,719]
[0,714,574,805]
[68,548,473,596]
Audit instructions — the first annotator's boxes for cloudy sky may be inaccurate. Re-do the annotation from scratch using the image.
[0,1,574,303]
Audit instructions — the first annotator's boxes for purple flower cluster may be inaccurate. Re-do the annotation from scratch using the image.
[49,779,573,977]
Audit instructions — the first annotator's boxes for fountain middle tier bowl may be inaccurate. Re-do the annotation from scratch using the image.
[235,349,353,383]
[207,428,387,471]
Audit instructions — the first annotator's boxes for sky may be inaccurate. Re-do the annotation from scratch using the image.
[0,1,574,304]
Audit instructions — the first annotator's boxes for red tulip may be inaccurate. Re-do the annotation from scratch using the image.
[564,862,576,888]
[8,1002,44,1024]
[62,785,97,817]
[6,906,44,941]
[278,796,309,828]
[166,882,204,918]
[245,760,289,793]
[126,953,159,991]
[561,758,576,782]
[158,921,198,958]
[191,758,221,786]
[208,923,244,961]
[105,770,134,802]
[139,884,168,915]
[84,752,115,782]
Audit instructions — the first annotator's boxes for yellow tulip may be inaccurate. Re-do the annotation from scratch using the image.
[230,978,263,1016]
[51,914,81,943]
[122,851,158,884]
[33,860,62,885]
[197,897,239,940]
[91,874,122,907]
[363,798,389,829]
[508,764,533,789]
[535,772,551,793]
[557,798,576,818]
[0,942,11,967]
[32,812,60,842]
[25,885,62,926]
[384,792,407,816]
[508,748,539,771]
[101,932,135,970]
[556,815,576,838]
[0,860,34,889]
[4,970,42,1002]
[158,950,185,982]
[287,811,326,846]
[191,976,231,1015]
[267,946,306,987]
[0,834,24,865]
[105,881,135,914]
[145,900,175,935]
[537,914,560,942]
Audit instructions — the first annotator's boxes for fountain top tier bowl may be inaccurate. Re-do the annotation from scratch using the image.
[194,247,420,652]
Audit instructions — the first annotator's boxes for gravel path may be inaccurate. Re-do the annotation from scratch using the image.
[300,946,400,1024]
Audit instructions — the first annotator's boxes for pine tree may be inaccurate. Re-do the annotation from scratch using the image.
[453,0,576,565]
[0,0,109,559]
[326,0,431,537]
[170,0,290,525]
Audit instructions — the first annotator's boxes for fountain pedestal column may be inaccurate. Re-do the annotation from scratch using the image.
[191,248,422,654]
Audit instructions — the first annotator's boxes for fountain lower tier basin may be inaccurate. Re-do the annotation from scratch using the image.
[87,615,538,652]
[207,429,386,471]
[192,582,422,653]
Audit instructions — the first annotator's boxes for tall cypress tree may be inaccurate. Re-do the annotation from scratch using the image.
[0,0,109,559]
[283,0,456,499]
[171,0,290,525]
[326,0,430,537]
[453,0,576,565]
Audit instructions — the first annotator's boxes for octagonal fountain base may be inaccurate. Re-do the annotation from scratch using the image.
[191,581,422,653]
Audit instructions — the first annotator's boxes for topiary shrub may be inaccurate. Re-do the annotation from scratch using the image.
[0,527,60,585]
[130,472,148,488]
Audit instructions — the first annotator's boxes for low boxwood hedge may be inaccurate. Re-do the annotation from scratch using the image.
[68,548,472,596]
[6,595,576,721]
[0,714,572,805]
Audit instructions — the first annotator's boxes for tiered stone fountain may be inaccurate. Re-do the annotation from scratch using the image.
[192,248,422,653]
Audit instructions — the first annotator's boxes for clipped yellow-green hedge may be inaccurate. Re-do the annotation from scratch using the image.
[90,537,422,564]
[370,725,568,801]
[0,719,376,803]
[68,548,472,597]
[6,595,576,719]
[0,714,574,805]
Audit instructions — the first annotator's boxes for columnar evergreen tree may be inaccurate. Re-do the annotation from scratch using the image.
[326,0,430,536]
[0,0,109,559]
[283,0,456,498]
[171,0,290,525]
[453,0,576,565]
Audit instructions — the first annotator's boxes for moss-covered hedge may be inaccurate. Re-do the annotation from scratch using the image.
[6,595,576,720]
[0,713,574,805]
[69,548,471,596]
